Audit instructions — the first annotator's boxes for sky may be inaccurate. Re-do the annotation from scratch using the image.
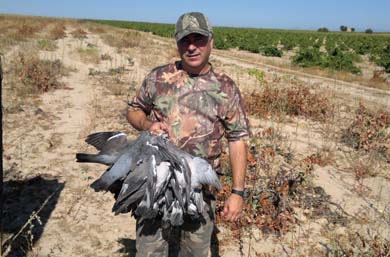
[1,0,389,32]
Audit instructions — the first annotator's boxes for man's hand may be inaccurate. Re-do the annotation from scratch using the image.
[221,193,244,222]
[127,110,169,136]
[221,140,247,222]
[149,122,169,136]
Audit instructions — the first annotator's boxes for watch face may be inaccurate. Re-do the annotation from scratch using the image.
[243,188,249,199]
[242,188,249,199]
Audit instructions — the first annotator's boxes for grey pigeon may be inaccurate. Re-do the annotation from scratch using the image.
[76,130,221,226]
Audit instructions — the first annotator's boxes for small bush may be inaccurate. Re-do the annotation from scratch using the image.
[261,46,283,57]
[244,85,331,121]
[248,68,266,86]
[326,231,389,256]
[37,39,57,51]
[49,25,66,40]
[322,47,361,74]
[101,31,143,49]
[293,47,361,74]
[18,53,66,92]
[341,103,390,161]
[71,28,87,39]
[17,24,39,38]
[372,45,390,73]
[77,45,100,64]
[292,47,325,67]
[100,53,112,61]
[285,86,330,119]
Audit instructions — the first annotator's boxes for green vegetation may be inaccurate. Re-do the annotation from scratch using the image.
[340,25,348,32]
[318,27,329,32]
[86,19,390,74]
[371,45,390,72]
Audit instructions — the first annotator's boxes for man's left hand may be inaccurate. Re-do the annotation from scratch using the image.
[221,193,244,222]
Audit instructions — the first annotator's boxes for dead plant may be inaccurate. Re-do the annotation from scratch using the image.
[243,85,331,122]
[216,129,347,237]
[100,30,144,49]
[341,103,390,162]
[71,27,87,39]
[49,24,67,40]
[17,52,68,93]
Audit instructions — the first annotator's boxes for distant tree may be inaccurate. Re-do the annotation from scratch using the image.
[351,27,355,32]
[317,27,329,32]
[340,25,348,32]
[365,28,373,34]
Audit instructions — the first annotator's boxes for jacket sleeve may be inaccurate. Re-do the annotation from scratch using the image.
[128,72,156,115]
[223,84,251,142]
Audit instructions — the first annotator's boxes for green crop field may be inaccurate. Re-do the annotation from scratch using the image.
[88,19,390,74]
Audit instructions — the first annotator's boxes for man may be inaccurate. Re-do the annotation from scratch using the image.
[127,11,250,257]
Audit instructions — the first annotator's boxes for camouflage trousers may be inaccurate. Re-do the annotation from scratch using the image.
[135,195,216,257]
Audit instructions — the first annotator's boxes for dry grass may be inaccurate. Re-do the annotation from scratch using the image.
[48,24,67,40]
[70,27,88,39]
[37,38,58,51]
[76,44,101,64]
[100,30,144,50]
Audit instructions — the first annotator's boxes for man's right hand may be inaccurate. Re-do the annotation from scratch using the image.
[149,122,170,136]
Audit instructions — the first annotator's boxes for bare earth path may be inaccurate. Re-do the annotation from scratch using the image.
[3,29,138,256]
[35,32,138,256]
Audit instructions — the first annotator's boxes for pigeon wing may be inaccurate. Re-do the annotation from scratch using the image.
[112,158,151,214]
[91,131,155,191]
[85,131,124,150]
[192,157,221,190]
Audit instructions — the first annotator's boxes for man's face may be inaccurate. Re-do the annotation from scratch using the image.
[177,33,213,74]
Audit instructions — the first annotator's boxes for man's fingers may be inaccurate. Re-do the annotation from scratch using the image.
[221,205,228,216]
[221,196,244,221]
[149,122,169,135]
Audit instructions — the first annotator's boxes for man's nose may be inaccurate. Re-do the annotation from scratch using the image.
[187,42,197,51]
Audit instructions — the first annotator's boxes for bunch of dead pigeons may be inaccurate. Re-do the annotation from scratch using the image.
[76,131,221,226]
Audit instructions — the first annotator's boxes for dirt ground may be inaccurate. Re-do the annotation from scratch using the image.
[2,17,390,257]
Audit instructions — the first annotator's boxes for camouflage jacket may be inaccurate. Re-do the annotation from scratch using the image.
[128,61,250,173]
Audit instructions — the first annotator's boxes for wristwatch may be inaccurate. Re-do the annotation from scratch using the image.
[231,188,249,199]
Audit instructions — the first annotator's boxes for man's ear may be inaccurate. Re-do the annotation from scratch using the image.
[209,36,214,49]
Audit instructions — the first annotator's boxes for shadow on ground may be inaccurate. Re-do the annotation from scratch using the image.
[117,238,137,257]
[2,172,64,257]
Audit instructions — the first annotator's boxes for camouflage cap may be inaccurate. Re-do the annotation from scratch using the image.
[175,12,213,42]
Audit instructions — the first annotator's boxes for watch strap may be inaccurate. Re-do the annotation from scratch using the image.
[231,189,244,197]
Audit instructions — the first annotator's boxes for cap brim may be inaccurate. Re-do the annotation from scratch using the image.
[175,28,210,42]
